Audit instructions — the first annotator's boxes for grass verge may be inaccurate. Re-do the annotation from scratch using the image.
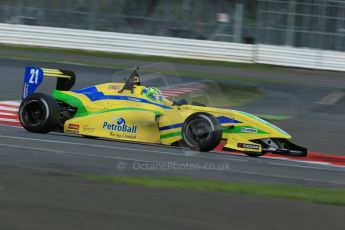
[75,174,345,206]
[0,44,277,70]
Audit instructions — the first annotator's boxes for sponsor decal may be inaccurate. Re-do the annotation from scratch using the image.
[22,67,44,99]
[82,125,95,132]
[238,143,260,150]
[110,132,137,139]
[103,118,137,134]
[117,117,125,125]
[240,127,257,134]
[23,83,29,99]
[235,110,290,136]
[68,124,79,130]
[66,130,79,134]
[108,85,121,91]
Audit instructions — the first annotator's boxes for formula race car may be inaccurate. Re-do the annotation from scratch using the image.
[19,66,307,157]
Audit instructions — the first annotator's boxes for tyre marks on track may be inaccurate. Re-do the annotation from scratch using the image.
[318,91,345,106]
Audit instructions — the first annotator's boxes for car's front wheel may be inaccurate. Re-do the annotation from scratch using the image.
[19,93,61,133]
[182,112,222,152]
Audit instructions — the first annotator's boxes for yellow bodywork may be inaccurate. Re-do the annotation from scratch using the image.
[53,82,291,153]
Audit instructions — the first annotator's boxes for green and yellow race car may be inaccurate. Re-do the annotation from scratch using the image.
[19,66,307,157]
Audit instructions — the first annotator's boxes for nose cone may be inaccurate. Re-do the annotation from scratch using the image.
[264,121,291,139]
[234,110,291,139]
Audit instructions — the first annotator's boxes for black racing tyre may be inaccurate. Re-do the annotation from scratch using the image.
[19,93,61,133]
[182,112,222,152]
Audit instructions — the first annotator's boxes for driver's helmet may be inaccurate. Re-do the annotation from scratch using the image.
[143,87,163,103]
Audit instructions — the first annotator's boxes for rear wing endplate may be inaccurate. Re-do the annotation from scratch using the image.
[22,66,76,99]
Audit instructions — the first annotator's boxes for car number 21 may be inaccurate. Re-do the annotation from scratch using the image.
[29,68,39,84]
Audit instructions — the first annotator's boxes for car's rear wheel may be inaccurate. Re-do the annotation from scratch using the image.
[182,112,222,152]
[19,93,61,133]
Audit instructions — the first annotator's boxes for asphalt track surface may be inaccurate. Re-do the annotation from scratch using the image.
[2,166,345,230]
[1,125,345,229]
[1,54,345,229]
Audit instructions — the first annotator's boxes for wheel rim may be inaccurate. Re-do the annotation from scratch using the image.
[23,100,47,125]
[185,118,212,144]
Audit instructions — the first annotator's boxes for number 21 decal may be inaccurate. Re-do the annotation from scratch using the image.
[29,69,39,84]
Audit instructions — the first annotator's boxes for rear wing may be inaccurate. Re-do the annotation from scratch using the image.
[22,66,76,99]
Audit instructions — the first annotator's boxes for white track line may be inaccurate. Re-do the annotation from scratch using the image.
[0,143,155,164]
[0,134,196,157]
[1,142,343,185]
[266,161,334,170]
[0,134,245,163]
[1,133,345,187]
[0,134,343,171]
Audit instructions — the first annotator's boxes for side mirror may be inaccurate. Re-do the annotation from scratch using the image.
[172,98,188,106]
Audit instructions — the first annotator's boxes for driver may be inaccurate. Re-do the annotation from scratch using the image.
[142,87,164,104]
